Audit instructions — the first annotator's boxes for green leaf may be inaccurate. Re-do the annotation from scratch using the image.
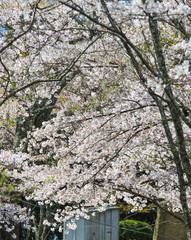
[11,81,15,88]
[20,51,29,57]
[8,184,14,192]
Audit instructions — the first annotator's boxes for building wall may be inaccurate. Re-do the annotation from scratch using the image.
[63,207,120,240]
[153,208,187,240]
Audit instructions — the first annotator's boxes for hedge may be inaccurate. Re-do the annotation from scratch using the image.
[119,219,153,240]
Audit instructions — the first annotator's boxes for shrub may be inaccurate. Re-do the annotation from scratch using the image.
[119,219,153,240]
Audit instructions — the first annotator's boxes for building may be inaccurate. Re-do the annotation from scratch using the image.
[63,207,120,240]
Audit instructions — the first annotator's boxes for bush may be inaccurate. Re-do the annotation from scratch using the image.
[119,219,153,240]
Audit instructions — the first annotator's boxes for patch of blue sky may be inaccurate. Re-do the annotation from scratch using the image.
[0,26,7,38]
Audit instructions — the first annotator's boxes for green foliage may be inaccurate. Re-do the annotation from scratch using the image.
[8,184,14,192]
[0,170,7,186]
[20,51,29,57]
[0,170,15,194]
[119,219,153,240]
[11,81,16,88]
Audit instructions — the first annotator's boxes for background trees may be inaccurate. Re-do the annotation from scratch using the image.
[1,0,191,239]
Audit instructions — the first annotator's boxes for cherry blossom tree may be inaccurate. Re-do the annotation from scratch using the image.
[1,0,191,239]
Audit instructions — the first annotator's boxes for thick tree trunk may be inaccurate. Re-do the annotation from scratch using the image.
[148,15,191,240]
